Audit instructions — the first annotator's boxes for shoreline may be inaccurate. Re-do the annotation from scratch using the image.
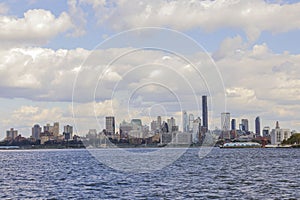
[0,144,299,150]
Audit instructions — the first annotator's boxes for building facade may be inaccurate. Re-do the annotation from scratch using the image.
[6,128,18,140]
[167,117,176,133]
[271,128,291,145]
[63,125,73,140]
[105,116,115,135]
[32,124,42,140]
[241,119,249,132]
[182,110,188,132]
[202,95,208,130]
[188,114,194,132]
[221,112,230,131]
[271,122,291,145]
[255,117,261,136]
[192,117,201,143]
[231,119,236,130]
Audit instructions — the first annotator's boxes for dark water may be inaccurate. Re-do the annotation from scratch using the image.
[0,148,299,199]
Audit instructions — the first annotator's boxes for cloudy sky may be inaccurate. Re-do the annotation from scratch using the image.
[1,0,300,138]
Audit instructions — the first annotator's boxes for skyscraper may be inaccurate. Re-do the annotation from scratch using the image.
[241,119,249,132]
[167,117,176,132]
[6,128,18,140]
[255,116,261,136]
[151,120,157,131]
[182,110,188,132]
[188,114,194,132]
[53,122,59,137]
[157,116,162,130]
[202,96,208,129]
[263,126,270,137]
[105,116,115,135]
[63,125,73,140]
[192,117,201,143]
[231,119,236,130]
[32,124,42,140]
[221,112,230,131]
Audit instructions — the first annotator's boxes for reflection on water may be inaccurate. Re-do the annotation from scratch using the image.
[0,148,299,199]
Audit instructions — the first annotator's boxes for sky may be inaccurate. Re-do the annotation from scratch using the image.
[1,0,300,138]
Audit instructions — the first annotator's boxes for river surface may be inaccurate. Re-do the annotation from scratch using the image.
[0,147,299,199]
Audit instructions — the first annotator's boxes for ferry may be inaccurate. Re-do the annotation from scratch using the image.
[220,142,261,148]
[0,146,20,149]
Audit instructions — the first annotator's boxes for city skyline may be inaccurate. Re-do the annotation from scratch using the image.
[1,0,300,139]
[1,111,293,141]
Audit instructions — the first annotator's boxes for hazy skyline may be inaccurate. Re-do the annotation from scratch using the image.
[1,0,300,137]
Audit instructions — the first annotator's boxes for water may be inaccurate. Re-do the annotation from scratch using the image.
[0,148,299,199]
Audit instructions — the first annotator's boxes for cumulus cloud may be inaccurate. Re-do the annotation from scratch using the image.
[0,9,74,46]
[1,40,300,131]
[83,0,300,42]
[213,35,246,60]
[68,0,87,36]
[215,40,300,130]
[0,47,89,101]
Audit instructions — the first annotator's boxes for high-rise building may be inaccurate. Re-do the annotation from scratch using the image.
[162,121,169,133]
[119,120,133,139]
[167,117,176,132]
[263,126,270,137]
[188,114,194,132]
[150,120,157,131]
[241,119,249,132]
[106,116,115,135]
[44,123,53,133]
[192,117,201,143]
[53,122,59,137]
[6,128,18,140]
[202,95,208,129]
[182,110,188,132]
[157,116,162,130]
[63,125,73,140]
[255,116,261,136]
[221,112,230,131]
[32,124,42,140]
[231,119,236,130]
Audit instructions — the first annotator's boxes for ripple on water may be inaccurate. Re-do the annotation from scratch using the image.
[0,148,299,199]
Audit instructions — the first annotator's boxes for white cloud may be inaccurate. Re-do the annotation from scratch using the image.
[213,35,246,60]
[0,2,9,15]
[214,39,300,130]
[68,0,87,36]
[1,40,300,131]
[84,0,300,42]
[0,9,74,46]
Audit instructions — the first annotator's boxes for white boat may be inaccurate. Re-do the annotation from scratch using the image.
[220,142,261,148]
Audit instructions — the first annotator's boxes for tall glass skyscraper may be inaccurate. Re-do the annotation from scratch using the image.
[231,119,236,130]
[255,116,261,136]
[202,96,208,130]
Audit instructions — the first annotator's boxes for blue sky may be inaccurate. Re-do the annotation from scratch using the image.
[1,0,300,137]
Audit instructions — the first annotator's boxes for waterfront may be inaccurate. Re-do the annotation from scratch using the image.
[0,148,299,199]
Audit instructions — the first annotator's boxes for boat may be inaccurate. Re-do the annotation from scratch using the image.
[220,142,261,148]
[0,146,20,149]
